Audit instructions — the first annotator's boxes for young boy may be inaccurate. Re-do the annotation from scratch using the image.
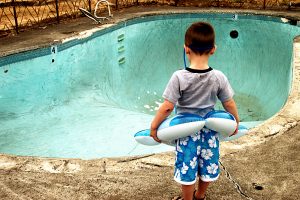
[150,22,239,200]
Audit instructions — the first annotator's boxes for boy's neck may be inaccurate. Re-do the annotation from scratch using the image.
[189,55,210,70]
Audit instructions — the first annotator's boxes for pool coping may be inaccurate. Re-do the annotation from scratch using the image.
[0,7,299,157]
[0,8,300,57]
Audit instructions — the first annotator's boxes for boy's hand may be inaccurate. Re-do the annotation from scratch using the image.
[150,129,161,143]
[222,98,240,137]
[150,99,174,143]
[229,123,239,137]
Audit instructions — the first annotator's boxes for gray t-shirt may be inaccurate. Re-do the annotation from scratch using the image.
[163,67,234,117]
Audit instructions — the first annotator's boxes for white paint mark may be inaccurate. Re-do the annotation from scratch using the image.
[281,18,289,23]
[232,14,238,20]
[0,160,16,170]
[62,25,113,43]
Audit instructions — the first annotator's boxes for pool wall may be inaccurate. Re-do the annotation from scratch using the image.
[0,13,299,121]
[0,10,299,158]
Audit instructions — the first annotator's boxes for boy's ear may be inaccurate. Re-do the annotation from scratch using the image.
[210,45,217,55]
[184,45,191,54]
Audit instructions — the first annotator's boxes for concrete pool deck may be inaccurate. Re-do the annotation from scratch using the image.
[0,6,300,200]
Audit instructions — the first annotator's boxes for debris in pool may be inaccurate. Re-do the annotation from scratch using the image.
[155,101,162,107]
[144,105,150,109]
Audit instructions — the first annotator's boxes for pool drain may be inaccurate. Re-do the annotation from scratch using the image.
[230,30,239,39]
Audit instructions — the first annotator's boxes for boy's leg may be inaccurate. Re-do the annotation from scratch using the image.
[181,184,195,200]
[196,128,220,199]
[173,135,201,199]
[195,179,210,199]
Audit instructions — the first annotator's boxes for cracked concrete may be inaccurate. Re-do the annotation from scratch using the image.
[219,161,254,200]
[220,124,300,200]
[0,5,300,200]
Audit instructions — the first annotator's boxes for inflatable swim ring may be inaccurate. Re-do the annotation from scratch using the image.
[204,110,248,141]
[218,124,248,142]
[134,110,248,146]
[204,110,237,137]
[134,113,205,146]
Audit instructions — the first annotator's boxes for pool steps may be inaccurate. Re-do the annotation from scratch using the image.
[118,34,125,65]
[117,34,125,42]
[118,57,126,65]
[118,46,125,53]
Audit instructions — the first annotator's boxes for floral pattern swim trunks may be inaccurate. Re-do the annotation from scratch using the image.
[174,128,220,185]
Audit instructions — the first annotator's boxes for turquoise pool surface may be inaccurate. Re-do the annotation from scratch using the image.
[0,13,299,159]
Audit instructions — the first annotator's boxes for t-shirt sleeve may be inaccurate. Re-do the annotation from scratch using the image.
[217,73,234,102]
[162,72,181,104]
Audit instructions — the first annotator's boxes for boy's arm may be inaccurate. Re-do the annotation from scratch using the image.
[150,99,175,142]
[222,98,240,135]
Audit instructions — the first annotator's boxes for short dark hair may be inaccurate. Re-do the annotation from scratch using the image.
[185,22,215,55]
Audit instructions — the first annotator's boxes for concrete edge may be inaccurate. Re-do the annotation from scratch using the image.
[1,8,300,57]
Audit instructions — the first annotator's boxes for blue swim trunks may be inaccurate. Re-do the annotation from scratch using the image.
[174,128,220,185]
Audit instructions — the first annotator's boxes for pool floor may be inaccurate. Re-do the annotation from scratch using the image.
[0,90,175,159]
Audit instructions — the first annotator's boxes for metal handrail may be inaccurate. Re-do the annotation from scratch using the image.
[94,0,114,20]
[79,0,114,23]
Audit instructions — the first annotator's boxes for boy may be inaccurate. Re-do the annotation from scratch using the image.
[150,22,239,200]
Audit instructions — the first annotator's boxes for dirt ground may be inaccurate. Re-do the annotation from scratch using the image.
[0,124,299,200]
[0,6,300,200]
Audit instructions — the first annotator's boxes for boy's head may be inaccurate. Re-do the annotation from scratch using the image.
[185,22,215,55]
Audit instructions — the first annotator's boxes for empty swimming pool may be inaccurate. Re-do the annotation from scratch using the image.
[0,13,299,159]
